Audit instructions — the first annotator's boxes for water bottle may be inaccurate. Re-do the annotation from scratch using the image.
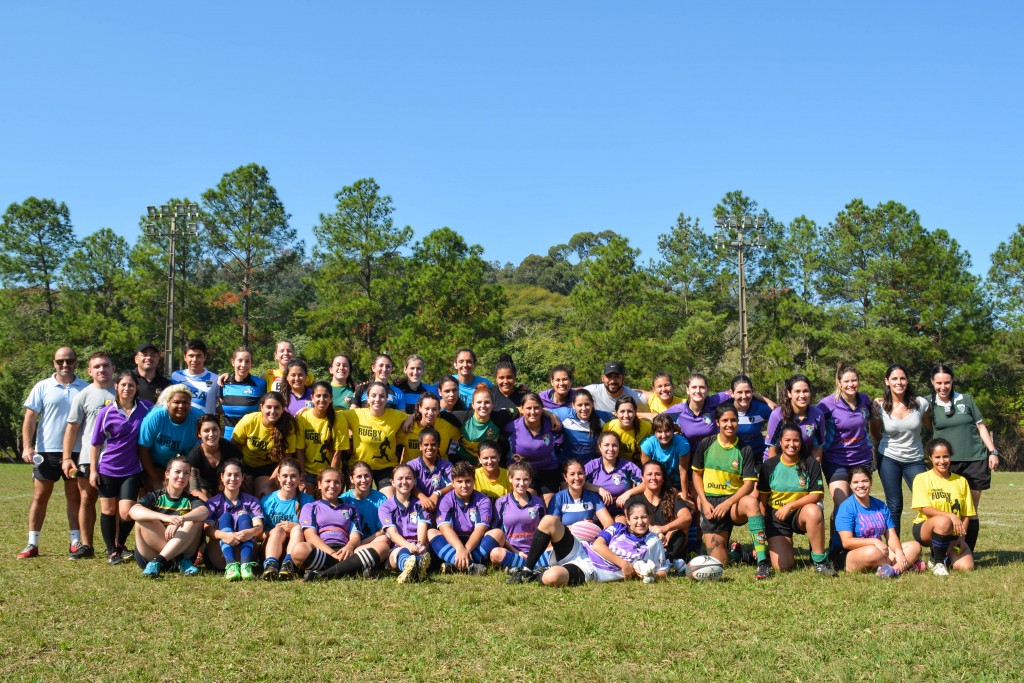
[31,452,44,466]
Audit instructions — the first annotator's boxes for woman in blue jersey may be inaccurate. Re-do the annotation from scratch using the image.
[354,353,405,410]
[639,413,690,496]
[548,459,614,533]
[730,374,775,460]
[394,354,434,414]
[552,388,604,464]
[215,346,266,439]
[453,348,493,405]
[510,500,669,586]
[340,461,387,541]
[260,458,314,580]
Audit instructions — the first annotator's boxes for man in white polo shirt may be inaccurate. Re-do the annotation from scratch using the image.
[18,347,89,559]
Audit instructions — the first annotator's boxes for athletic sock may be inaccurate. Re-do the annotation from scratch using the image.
[478,535,498,560]
[219,511,238,564]
[524,530,552,570]
[70,530,81,545]
[236,514,254,564]
[153,554,168,566]
[429,536,458,565]
[966,518,979,552]
[116,519,135,548]
[748,514,768,563]
[931,533,952,565]
[100,513,117,552]
[220,542,237,564]
[264,557,280,570]
[28,531,40,546]
[811,551,828,564]
[396,548,413,571]
[282,553,292,565]
[325,547,381,578]
[501,552,524,569]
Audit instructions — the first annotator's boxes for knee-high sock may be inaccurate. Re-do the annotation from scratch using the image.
[218,512,238,564]
[502,550,549,569]
[236,513,254,564]
[116,518,135,549]
[100,513,117,552]
[396,548,413,571]
[323,547,380,578]
[477,535,498,563]
[748,514,768,563]
[931,533,952,564]
[966,518,979,552]
[524,530,552,570]
[429,535,458,565]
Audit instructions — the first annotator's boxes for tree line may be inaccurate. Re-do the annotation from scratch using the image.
[2,164,1023,465]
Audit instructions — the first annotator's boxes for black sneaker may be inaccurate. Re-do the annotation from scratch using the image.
[440,562,456,575]
[279,560,296,581]
[70,544,95,560]
[262,564,279,581]
[107,549,122,566]
[506,567,539,585]
[303,569,325,582]
[118,547,134,562]
[755,560,773,580]
[813,561,837,577]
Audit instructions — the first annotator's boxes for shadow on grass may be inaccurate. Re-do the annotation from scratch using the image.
[975,550,1024,567]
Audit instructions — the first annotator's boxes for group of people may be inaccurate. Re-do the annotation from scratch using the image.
[18,340,998,586]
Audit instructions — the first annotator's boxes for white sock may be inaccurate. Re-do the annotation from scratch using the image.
[28,531,40,546]
[70,530,81,545]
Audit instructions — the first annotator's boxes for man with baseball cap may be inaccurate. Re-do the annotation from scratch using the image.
[584,361,648,415]
[132,343,172,404]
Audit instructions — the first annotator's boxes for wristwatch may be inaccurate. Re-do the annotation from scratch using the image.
[989,449,1000,456]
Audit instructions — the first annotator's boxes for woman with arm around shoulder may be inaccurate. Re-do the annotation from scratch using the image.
[765,374,825,463]
[661,373,732,444]
[504,393,563,504]
[871,364,930,537]
[230,391,301,497]
[296,381,349,492]
[928,363,998,553]
[910,438,976,575]
[128,456,209,578]
[339,381,414,496]
[624,461,693,571]
[831,465,923,576]
[602,395,652,467]
[583,431,644,520]
[203,459,265,580]
[259,457,314,580]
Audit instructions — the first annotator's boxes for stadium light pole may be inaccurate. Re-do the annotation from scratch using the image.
[144,203,200,376]
[715,215,765,376]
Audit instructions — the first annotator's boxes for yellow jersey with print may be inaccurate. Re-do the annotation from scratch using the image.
[264,368,315,394]
[911,470,976,525]
[692,435,758,497]
[296,410,351,476]
[230,411,302,468]
[341,408,408,470]
[602,419,653,466]
[402,419,461,464]
[648,393,683,414]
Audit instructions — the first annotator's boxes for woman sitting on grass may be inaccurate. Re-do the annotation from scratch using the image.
[380,464,433,583]
[487,461,550,572]
[293,468,390,581]
[260,458,314,581]
[584,431,644,521]
[427,460,494,574]
[510,501,668,586]
[831,465,923,577]
[757,424,834,576]
[910,438,976,576]
[128,456,208,579]
[204,459,265,581]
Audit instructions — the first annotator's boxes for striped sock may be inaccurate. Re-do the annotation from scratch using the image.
[429,536,457,565]
[501,552,524,569]
[397,548,413,571]
[931,533,952,565]
[478,535,498,560]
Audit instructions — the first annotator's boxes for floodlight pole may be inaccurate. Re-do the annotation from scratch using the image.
[145,204,200,376]
[715,215,765,376]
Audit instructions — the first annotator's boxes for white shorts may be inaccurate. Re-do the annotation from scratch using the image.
[551,535,623,583]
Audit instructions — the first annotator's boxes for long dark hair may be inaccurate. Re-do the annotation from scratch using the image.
[310,380,337,452]
[642,460,679,524]
[930,363,956,418]
[780,374,812,424]
[261,391,296,463]
[614,395,640,443]
[881,364,919,416]
[573,388,602,436]
[778,423,811,480]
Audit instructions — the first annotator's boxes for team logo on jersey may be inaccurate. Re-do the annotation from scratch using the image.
[703,415,712,425]
[528,507,538,519]
[731,458,740,471]
[469,508,479,523]
[542,435,551,446]
[382,515,393,525]
[804,425,814,438]
[430,475,441,488]
[798,475,807,488]
[859,409,869,420]
[410,511,419,524]
[957,404,966,414]
[612,474,623,486]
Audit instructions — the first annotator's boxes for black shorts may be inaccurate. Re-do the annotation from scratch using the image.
[532,469,562,496]
[821,459,873,486]
[950,459,991,491]
[830,548,848,571]
[372,467,394,490]
[700,494,739,536]
[911,521,926,545]
[765,509,807,539]
[244,463,278,479]
[32,452,76,482]
[76,463,92,481]
[98,472,143,501]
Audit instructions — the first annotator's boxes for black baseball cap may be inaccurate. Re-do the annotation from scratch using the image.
[136,343,161,353]
[603,361,625,376]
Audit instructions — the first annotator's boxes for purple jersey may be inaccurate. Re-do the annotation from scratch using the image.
[379,497,432,542]
[206,492,264,526]
[764,405,826,458]
[437,490,492,538]
[584,457,642,506]
[663,391,732,442]
[503,416,561,472]
[91,400,153,477]
[539,387,576,410]
[817,393,874,467]
[300,499,361,546]
[286,389,314,417]
[408,456,453,496]
[494,493,546,553]
[584,522,668,574]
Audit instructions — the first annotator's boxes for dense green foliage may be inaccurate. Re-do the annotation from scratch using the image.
[2,170,1022,465]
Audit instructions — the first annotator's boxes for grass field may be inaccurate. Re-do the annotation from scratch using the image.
[1,465,1022,682]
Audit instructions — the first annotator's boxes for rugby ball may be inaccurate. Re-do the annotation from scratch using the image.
[569,520,603,544]
[686,555,724,581]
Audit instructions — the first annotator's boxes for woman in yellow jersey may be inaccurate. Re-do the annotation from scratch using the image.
[340,381,411,495]
[296,382,351,493]
[602,396,652,466]
[644,372,683,414]
[231,391,302,497]
[474,441,511,501]
[264,340,314,393]
[911,438,976,575]
[403,393,461,466]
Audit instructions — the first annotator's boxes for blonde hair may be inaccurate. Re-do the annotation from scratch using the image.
[158,383,193,407]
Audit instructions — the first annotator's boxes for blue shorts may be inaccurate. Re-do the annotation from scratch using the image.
[821,459,872,485]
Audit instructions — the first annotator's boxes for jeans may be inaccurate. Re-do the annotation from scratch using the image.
[877,454,927,537]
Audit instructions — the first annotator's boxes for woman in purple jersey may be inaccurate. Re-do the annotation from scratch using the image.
[540,365,575,410]
[818,363,880,518]
[380,464,432,583]
[90,370,152,564]
[487,461,550,571]
[765,374,825,462]
[504,393,562,503]
[283,360,313,417]
[661,373,733,443]
[204,460,265,580]
[584,432,643,520]
[293,467,389,581]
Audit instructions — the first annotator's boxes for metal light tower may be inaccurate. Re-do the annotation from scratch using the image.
[715,215,765,376]
[145,203,200,376]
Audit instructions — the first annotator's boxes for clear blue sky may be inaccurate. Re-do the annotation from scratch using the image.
[2,3,1021,276]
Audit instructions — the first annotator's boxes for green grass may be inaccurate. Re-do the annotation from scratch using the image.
[1,466,1023,682]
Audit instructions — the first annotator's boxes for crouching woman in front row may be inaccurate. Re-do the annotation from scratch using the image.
[910,438,976,576]
[129,456,209,579]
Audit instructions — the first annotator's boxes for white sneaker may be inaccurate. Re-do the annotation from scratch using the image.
[929,561,950,576]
